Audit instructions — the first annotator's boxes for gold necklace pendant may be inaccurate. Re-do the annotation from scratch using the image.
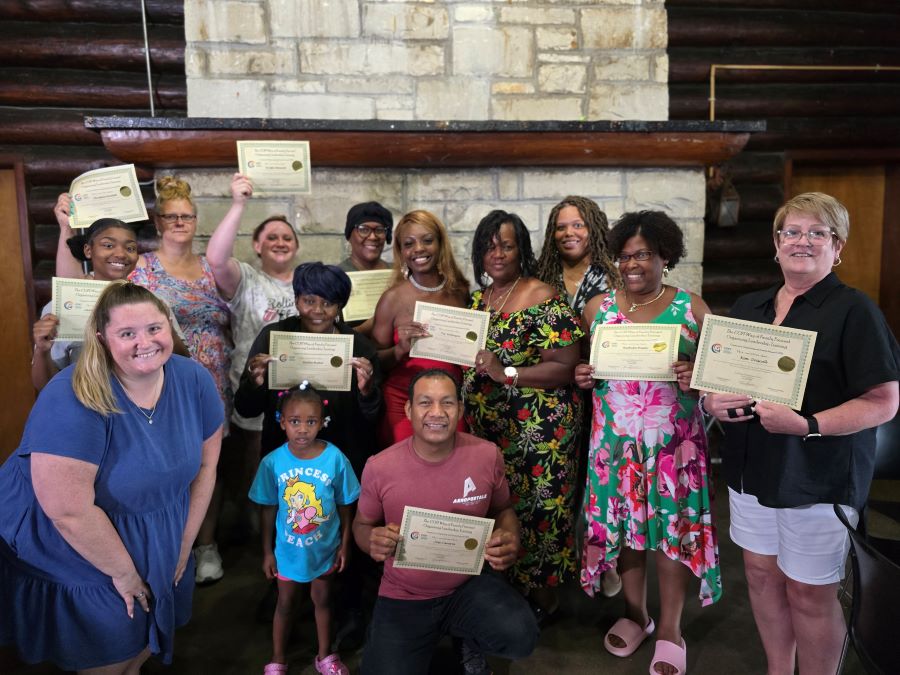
[627,286,665,313]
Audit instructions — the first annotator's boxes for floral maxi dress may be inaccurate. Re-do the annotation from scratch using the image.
[580,289,722,606]
[463,293,583,590]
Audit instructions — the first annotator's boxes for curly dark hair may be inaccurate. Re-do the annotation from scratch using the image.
[277,382,324,418]
[608,211,686,269]
[471,210,537,287]
[536,196,620,292]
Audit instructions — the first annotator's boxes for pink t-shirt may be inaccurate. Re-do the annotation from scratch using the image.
[357,431,511,600]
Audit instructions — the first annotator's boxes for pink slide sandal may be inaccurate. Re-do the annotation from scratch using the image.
[649,638,687,675]
[604,617,656,657]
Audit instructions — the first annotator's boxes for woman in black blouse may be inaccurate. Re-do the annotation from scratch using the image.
[704,192,899,675]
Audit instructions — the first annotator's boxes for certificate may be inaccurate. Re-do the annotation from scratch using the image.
[589,323,681,381]
[69,165,147,228]
[690,314,817,410]
[237,140,311,195]
[51,277,110,340]
[343,270,393,322]
[409,302,489,368]
[394,506,494,576]
[268,331,354,391]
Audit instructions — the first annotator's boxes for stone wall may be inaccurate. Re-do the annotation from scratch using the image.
[181,0,705,292]
[185,0,668,121]
[178,166,705,293]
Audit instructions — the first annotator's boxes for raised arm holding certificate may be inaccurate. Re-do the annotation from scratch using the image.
[268,331,354,391]
[51,277,111,340]
[409,301,489,368]
[69,165,147,228]
[394,506,494,575]
[343,270,393,322]
[690,314,816,410]
[237,140,311,195]
[589,323,681,381]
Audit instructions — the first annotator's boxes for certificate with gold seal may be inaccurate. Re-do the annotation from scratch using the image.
[52,277,111,340]
[343,270,393,322]
[409,302,489,368]
[393,506,494,576]
[589,323,681,381]
[237,140,311,195]
[690,314,816,410]
[267,331,353,391]
[69,165,147,228]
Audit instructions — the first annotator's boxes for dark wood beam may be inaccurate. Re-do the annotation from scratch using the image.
[0,0,183,23]
[85,118,762,169]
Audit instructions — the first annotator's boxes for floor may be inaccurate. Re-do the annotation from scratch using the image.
[3,461,885,675]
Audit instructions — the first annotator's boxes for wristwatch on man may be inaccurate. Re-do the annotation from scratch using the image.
[503,366,519,387]
[803,414,822,441]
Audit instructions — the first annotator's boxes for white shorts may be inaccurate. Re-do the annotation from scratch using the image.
[728,488,858,585]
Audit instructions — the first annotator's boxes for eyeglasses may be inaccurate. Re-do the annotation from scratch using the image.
[355,224,387,238]
[159,213,197,224]
[615,250,654,264]
[777,228,834,245]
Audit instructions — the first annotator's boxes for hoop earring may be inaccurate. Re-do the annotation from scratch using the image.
[833,257,842,267]
[401,263,409,278]
[662,265,670,277]
[774,255,780,263]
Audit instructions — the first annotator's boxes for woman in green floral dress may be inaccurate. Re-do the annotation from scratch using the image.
[463,210,583,619]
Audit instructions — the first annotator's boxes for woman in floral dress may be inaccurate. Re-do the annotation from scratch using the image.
[463,210,583,621]
[574,211,721,675]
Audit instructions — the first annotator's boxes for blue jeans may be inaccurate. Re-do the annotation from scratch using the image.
[361,570,539,675]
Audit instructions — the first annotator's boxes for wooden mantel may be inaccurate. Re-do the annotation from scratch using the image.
[85,117,763,169]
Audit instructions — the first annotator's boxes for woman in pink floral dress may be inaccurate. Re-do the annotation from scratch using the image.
[574,211,721,675]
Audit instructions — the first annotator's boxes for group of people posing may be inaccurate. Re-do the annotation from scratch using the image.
[1,178,898,675]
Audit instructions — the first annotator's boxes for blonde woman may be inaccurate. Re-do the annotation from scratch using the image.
[130,176,233,583]
[370,210,470,446]
[0,281,223,673]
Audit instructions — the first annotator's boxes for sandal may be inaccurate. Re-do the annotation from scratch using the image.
[315,653,349,675]
[604,617,656,657]
[263,664,288,674]
[649,638,687,675]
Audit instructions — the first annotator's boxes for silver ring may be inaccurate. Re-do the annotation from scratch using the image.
[136,591,145,599]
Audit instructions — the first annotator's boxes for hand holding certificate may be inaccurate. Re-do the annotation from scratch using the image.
[237,140,311,195]
[394,507,494,575]
[69,165,147,228]
[690,314,816,409]
[409,302,489,368]
[343,270,393,322]
[52,277,111,340]
[589,323,681,381]
[268,331,354,391]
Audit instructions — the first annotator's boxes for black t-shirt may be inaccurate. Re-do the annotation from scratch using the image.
[721,273,899,510]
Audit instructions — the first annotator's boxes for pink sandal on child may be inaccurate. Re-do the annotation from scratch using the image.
[648,638,687,675]
[604,617,656,657]
[263,663,288,674]
[315,653,349,675]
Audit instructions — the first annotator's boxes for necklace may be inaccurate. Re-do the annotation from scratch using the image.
[627,286,665,313]
[485,276,521,315]
[409,273,446,293]
[114,374,162,424]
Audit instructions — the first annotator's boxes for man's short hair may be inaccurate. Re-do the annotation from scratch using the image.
[407,368,462,401]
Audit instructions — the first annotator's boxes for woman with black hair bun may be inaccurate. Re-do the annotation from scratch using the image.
[463,209,584,623]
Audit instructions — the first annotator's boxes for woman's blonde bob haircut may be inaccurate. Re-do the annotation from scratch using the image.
[772,192,850,243]
[72,281,172,415]
[390,209,470,299]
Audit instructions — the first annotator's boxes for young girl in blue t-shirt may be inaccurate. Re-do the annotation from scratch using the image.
[249,382,360,675]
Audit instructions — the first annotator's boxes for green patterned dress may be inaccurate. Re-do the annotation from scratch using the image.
[463,292,584,589]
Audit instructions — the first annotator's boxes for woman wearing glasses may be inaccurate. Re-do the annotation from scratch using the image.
[574,211,721,675]
[129,176,234,584]
[706,192,899,675]
[338,201,393,273]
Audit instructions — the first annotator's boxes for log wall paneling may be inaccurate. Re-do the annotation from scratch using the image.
[0,158,36,461]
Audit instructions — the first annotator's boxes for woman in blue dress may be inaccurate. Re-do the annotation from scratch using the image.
[0,281,223,673]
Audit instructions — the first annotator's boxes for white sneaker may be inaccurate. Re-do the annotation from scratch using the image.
[194,543,224,584]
